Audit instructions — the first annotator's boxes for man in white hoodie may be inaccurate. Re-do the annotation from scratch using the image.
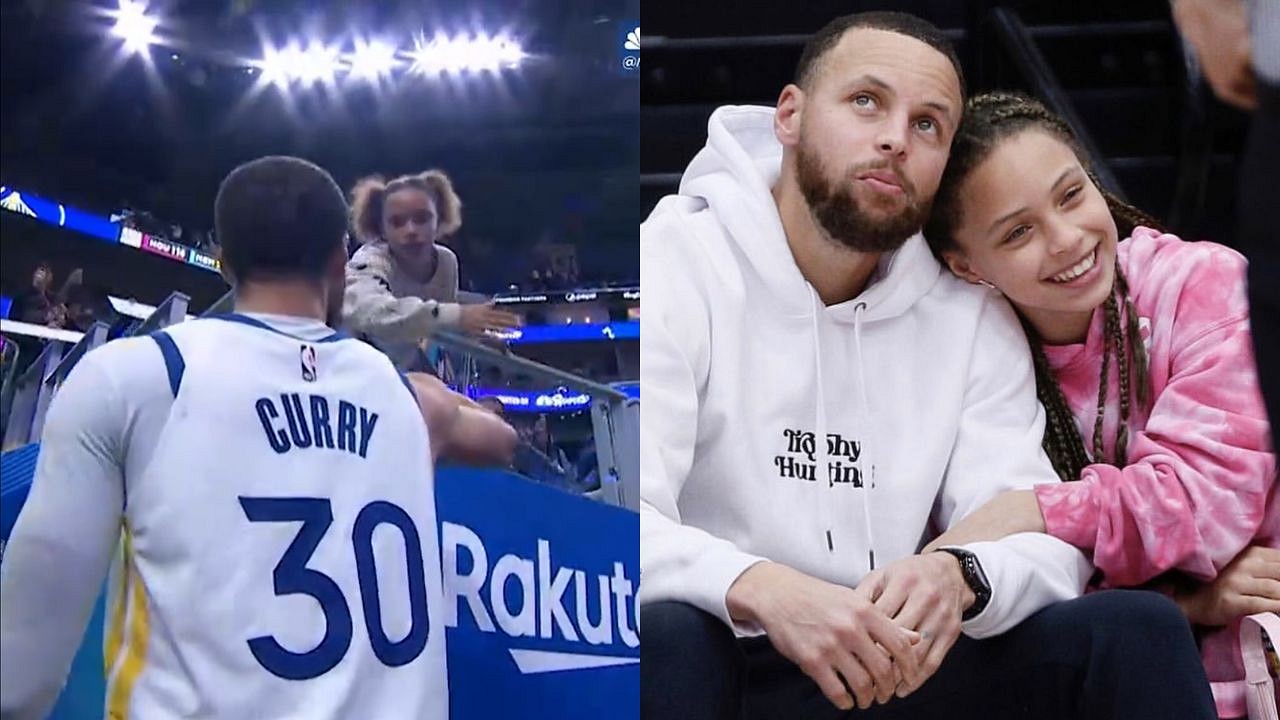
[640,11,1217,720]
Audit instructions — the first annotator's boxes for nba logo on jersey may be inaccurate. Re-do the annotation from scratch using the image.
[300,344,317,382]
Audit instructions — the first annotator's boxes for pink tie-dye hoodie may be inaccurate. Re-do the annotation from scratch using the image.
[1032,227,1278,718]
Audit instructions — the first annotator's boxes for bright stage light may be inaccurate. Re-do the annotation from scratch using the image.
[256,42,342,86]
[409,33,526,75]
[296,44,342,84]
[111,0,159,54]
[348,39,399,79]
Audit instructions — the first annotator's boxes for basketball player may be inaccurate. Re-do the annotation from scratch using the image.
[0,156,514,719]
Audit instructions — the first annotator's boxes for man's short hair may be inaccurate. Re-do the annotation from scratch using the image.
[795,11,965,96]
[215,156,349,284]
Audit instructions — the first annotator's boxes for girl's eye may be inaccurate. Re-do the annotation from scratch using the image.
[1005,225,1031,245]
[1061,186,1081,204]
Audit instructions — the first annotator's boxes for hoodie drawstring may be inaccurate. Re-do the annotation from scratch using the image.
[811,294,877,572]
[852,302,877,571]
[809,290,836,554]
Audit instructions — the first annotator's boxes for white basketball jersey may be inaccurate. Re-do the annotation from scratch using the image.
[104,315,447,719]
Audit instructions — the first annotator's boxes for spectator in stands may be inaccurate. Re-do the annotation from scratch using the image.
[508,412,580,491]
[641,12,1215,720]
[531,413,572,472]
[476,396,507,419]
[10,263,57,327]
[1173,0,1280,452]
[343,169,521,370]
[921,91,1277,720]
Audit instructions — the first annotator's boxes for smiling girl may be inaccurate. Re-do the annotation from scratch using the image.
[921,92,1278,719]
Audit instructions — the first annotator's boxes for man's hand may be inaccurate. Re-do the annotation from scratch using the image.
[921,489,1045,554]
[459,303,521,336]
[854,552,975,698]
[1173,0,1257,110]
[1177,546,1280,627]
[726,562,923,711]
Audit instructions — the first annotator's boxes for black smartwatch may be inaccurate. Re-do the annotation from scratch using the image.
[936,547,992,621]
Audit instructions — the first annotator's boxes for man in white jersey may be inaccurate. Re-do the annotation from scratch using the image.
[0,156,516,719]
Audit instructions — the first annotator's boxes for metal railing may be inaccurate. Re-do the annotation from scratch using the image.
[1,292,190,449]
[0,339,20,443]
[986,7,1127,199]
[429,329,639,511]
[0,289,640,512]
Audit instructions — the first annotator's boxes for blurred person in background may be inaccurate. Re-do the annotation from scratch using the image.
[8,262,62,374]
[515,413,589,492]
[10,262,58,327]
[1172,0,1280,449]
[343,169,520,370]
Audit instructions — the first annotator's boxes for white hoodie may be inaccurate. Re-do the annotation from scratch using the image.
[639,105,1092,639]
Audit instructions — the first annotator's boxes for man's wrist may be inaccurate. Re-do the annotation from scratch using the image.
[934,551,977,610]
[726,561,773,625]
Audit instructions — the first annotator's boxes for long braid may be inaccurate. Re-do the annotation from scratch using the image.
[924,90,1158,481]
[1094,294,1116,461]
[1028,334,1092,481]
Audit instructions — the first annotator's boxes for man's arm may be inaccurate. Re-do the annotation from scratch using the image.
[407,372,517,466]
[1172,0,1257,109]
[0,350,126,720]
[636,228,768,626]
[931,295,1093,639]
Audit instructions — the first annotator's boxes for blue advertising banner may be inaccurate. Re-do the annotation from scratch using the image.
[0,446,639,720]
[497,321,639,344]
[0,187,121,244]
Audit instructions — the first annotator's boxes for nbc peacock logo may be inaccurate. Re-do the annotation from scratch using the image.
[0,189,36,218]
[618,22,639,74]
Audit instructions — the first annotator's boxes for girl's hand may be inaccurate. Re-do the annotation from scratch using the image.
[1177,546,1280,627]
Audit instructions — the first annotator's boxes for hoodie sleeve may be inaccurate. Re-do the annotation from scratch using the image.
[637,220,769,631]
[1034,249,1275,587]
[935,294,1093,639]
[343,244,463,341]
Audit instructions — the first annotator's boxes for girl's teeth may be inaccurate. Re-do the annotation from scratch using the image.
[1053,249,1095,283]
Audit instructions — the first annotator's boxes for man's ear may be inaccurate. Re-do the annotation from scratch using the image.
[218,250,236,287]
[943,250,986,286]
[774,84,805,148]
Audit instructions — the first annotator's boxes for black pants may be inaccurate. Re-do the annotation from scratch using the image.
[1240,80,1280,444]
[640,590,1217,720]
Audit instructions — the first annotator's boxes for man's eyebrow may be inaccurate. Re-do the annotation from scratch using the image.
[847,75,954,121]
[852,74,894,94]
[922,100,953,118]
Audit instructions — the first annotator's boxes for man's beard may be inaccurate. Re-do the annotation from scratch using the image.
[795,141,929,254]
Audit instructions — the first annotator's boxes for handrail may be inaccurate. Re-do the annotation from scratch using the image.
[129,292,190,336]
[49,321,109,388]
[201,289,236,317]
[645,28,964,51]
[430,329,638,510]
[987,7,1127,200]
[431,330,630,403]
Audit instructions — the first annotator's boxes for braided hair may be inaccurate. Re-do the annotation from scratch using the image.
[923,92,1156,482]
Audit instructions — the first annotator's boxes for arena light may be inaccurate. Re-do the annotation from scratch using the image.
[409,33,526,74]
[256,45,296,87]
[110,0,159,54]
[347,39,399,80]
[296,44,342,84]
[256,42,342,86]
